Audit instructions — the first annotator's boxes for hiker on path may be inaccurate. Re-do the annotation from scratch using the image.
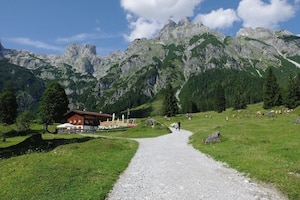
[177,121,181,131]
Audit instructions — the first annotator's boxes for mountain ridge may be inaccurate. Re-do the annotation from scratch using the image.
[1,18,300,115]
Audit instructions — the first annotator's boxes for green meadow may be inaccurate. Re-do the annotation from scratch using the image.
[0,104,300,199]
[160,103,300,200]
[0,135,138,200]
[0,120,169,200]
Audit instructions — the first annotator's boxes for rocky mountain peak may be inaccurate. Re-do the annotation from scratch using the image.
[236,27,300,56]
[64,44,97,57]
[159,17,191,33]
[177,16,191,26]
[161,19,177,31]
[154,17,221,44]
[237,27,276,39]
[237,27,295,40]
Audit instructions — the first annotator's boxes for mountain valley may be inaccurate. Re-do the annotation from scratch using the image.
[1,17,300,116]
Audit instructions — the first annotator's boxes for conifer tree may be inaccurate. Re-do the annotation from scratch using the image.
[233,87,247,110]
[163,83,178,117]
[263,67,281,109]
[215,84,226,113]
[284,75,298,109]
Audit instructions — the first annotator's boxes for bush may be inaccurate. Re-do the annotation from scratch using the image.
[16,110,35,132]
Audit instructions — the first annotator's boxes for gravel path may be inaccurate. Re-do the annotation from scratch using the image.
[106,128,286,200]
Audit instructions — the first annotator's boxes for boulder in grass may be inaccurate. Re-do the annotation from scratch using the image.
[293,117,300,124]
[146,119,155,126]
[205,131,221,144]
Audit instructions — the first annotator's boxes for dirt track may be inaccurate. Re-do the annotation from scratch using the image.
[106,128,286,200]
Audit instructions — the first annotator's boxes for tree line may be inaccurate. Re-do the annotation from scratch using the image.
[0,82,68,133]
[1,67,299,130]
[263,67,300,109]
[166,67,300,116]
[179,68,264,113]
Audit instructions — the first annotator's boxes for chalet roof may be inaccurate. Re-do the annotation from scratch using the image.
[64,110,112,118]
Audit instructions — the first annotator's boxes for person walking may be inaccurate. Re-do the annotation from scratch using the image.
[177,121,181,131]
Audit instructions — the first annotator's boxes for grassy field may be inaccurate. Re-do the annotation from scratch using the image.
[156,103,300,199]
[0,137,138,200]
[0,121,169,200]
[0,104,299,199]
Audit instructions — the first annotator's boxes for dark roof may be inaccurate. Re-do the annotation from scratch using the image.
[64,110,112,118]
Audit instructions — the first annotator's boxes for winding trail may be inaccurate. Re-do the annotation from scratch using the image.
[106,128,286,200]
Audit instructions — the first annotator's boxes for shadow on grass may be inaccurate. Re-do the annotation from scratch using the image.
[0,134,96,159]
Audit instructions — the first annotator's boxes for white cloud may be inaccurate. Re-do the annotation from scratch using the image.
[194,8,240,30]
[56,32,118,44]
[123,18,162,42]
[120,0,203,41]
[6,37,62,51]
[237,0,296,29]
[121,0,202,21]
[56,33,95,43]
[120,0,299,41]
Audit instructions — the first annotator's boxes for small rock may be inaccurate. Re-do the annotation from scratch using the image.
[205,131,221,144]
[293,117,300,124]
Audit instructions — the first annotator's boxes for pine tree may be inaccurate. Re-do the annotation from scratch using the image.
[263,67,281,109]
[215,84,226,113]
[163,83,178,117]
[182,100,198,113]
[233,87,247,110]
[284,75,298,109]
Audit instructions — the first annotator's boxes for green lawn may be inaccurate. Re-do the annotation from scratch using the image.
[158,103,300,200]
[0,121,168,200]
[0,104,299,199]
[0,136,138,200]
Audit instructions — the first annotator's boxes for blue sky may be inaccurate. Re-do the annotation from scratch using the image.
[1,0,299,56]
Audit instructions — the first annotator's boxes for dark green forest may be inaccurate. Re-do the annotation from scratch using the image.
[0,60,45,112]
[179,67,300,113]
[179,69,264,113]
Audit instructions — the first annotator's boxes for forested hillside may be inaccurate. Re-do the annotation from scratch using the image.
[32,63,98,111]
[179,69,264,113]
[0,60,45,112]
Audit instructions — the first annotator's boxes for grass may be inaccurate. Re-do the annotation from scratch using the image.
[0,120,169,200]
[157,103,300,200]
[0,123,68,148]
[0,137,138,200]
[0,136,30,148]
[1,104,300,199]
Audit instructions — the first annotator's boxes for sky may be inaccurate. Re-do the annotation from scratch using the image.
[1,0,300,56]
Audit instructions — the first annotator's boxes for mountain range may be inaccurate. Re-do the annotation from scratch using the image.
[1,17,300,116]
